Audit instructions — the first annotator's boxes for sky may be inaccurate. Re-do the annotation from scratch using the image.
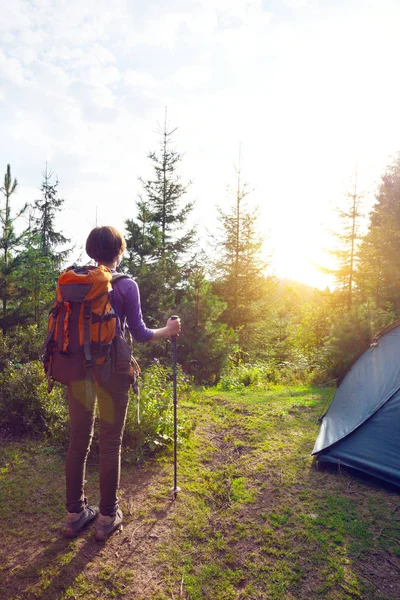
[1,0,400,288]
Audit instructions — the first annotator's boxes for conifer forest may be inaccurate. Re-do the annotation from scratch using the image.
[2,124,400,398]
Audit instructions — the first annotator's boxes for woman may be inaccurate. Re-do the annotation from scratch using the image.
[65,226,181,541]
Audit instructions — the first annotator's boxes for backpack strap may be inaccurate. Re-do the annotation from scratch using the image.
[83,300,94,399]
[40,304,61,358]
[111,273,131,334]
[62,302,72,352]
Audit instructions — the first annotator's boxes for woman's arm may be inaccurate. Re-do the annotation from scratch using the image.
[115,278,181,342]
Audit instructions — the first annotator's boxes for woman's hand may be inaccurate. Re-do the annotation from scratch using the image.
[165,316,181,336]
[150,316,181,340]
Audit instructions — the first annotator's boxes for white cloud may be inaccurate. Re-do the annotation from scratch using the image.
[2,0,400,288]
[30,60,71,90]
[19,28,46,47]
[124,69,161,88]
[45,44,116,69]
[0,50,27,85]
[284,0,319,8]
[1,2,33,32]
[83,65,120,87]
[171,65,210,89]
[11,109,55,151]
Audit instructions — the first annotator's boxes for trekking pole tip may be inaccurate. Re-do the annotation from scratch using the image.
[171,486,181,500]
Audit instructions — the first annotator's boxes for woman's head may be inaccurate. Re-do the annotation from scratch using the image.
[86,226,126,264]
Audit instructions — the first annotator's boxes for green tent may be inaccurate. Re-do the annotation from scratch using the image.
[312,321,400,487]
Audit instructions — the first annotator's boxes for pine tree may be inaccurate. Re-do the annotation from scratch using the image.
[177,262,236,383]
[0,165,29,332]
[213,161,269,352]
[327,172,364,310]
[16,239,55,328]
[124,112,195,324]
[18,165,71,327]
[356,154,400,311]
[32,164,71,266]
[124,200,161,273]
[139,113,195,261]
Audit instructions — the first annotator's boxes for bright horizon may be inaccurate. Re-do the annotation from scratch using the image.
[2,0,400,289]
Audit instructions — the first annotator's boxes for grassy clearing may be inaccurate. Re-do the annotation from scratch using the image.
[1,385,399,599]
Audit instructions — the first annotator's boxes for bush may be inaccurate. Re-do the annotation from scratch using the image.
[0,325,45,370]
[313,303,396,383]
[217,360,281,391]
[123,362,192,461]
[0,360,68,438]
[0,356,193,461]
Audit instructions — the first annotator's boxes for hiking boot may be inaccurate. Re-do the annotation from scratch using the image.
[95,508,123,542]
[65,505,99,538]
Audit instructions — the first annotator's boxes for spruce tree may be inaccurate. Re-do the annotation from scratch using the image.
[324,172,364,310]
[356,154,400,312]
[124,113,195,324]
[177,261,236,383]
[0,165,29,332]
[24,165,72,326]
[139,115,195,260]
[213,163,269,352]
[32,164,71,266]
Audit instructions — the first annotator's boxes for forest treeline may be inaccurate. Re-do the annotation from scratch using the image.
[2,123,400,392]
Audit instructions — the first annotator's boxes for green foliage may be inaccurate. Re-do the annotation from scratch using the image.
[316,301,395,381]
[291,296,332,363]
[177,266,237,384]
[32,164,70,261]
[0,324,44,370]
[217,352,283,391]
[13,244,56,328]
[5,151,400,431]
[356,153,400,311]
[0,360,67,437]
[212,170,272,353]
[323,176,364,310]
[0,164,69,332]
[123,117,195,330]
[123,362,192,461]
[0,358,193,459]
[0,163,30,332]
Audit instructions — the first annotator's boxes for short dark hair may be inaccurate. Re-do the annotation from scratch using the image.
[86,226,127,263]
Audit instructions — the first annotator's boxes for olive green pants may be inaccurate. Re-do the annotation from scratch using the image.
[65,374,131,517]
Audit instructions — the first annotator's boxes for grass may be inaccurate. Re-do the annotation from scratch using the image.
[0,385,399,599]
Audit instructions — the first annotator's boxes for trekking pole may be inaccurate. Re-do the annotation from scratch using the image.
[170,315,181,500]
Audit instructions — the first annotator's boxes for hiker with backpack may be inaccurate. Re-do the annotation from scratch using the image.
[42,226,181,541]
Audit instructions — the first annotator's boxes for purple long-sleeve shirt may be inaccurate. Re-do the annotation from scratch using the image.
[111,273,153,343]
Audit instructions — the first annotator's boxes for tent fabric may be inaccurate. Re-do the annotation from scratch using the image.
[316,388,400,487]
[313,326,400,454]
[312,322,400,487]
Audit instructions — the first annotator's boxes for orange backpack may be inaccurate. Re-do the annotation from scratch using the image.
[41,265,138,393]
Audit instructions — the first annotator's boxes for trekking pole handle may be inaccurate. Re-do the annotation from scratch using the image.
[169,315,179,339]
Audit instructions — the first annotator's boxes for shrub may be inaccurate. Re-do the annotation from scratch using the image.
[0,357,193,461]
[0,325,45,371]
[123,362,192,461]
[313,303,396,383]
[217,360,281,391]
[0,360,68,438]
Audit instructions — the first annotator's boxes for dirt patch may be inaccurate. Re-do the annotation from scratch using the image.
[1,461,177,600]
